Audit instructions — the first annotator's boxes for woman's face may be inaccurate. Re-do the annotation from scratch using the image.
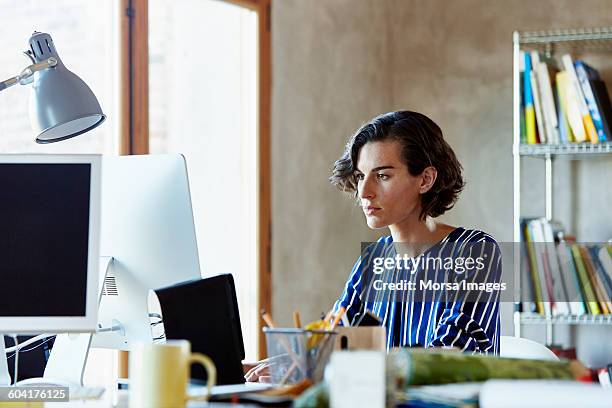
[355,140,428,229]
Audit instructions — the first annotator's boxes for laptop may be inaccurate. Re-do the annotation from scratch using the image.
[154,274,272,397]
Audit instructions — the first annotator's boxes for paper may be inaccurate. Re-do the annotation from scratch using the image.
[328,351,385,408]
[479,380,612,408]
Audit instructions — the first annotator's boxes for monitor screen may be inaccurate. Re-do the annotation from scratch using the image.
[0,156,101,388]
[0,162,94,320]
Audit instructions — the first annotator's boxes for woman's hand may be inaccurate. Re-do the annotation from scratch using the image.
[243,360,272,383]
[243,353,297,382]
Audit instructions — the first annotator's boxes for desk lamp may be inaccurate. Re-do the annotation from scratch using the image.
[0,32,105,143]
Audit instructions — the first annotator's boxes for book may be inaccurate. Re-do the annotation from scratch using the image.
[531,70,546,143]
[529,219,552,317]
[530,52,546,144]
[590,78,612,142]
[578,61,610,142]
[561,54,599,143]
[523,52,537,144]
[580,246,612,314]
[571,244,601,315]
[556,71,580,142]
[557,238,586,316]
[599,246,612,288]
[519,51,527,144]
[541,249,557,314]
[523,220,545,315]
[575,60,608,142]
[520,230,537,313]
[536,56,560,144]
[590,246,612,301]
[560,68,587,142]
[556,80,571,143]
[541,220,569,315]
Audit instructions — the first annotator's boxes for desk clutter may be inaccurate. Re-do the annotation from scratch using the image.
[6,268,610,407]
[258,309,342,386]
[293,348,612,408]
[245,308,612,407]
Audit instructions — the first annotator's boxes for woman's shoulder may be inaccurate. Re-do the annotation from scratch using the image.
[360,235,394,259]
[377,235,393,244]
[451,228,501,260]
[368,228,499,246]
[452,227,499,244]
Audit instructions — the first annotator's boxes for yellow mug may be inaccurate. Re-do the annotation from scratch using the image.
[129,340,216,408]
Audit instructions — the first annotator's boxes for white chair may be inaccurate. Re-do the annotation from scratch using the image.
[500,336,559,361]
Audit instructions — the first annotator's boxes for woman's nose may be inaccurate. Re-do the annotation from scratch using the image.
[358,177,375,199]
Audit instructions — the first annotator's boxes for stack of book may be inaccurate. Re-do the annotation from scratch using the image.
[521,218,612,316]
[520,51,612,145]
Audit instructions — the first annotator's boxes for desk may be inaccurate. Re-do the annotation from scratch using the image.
[51,390,287,407]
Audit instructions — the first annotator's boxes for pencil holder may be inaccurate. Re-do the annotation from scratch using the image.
[263,328,337,385]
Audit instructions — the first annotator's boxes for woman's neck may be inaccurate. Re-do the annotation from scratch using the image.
[389,217,456,257]
[390,216,455,244]
[389,215,435,242]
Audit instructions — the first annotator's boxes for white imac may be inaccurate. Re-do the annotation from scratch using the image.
[0,154,101,385]
[92,154,202,350]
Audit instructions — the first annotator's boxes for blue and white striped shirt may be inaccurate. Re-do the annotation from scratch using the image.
[333,227,502,354]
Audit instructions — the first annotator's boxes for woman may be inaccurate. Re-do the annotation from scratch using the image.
[330,110,501,354]
[246,111,502,382]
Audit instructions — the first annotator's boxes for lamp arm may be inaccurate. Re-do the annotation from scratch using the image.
[0,57,57,92]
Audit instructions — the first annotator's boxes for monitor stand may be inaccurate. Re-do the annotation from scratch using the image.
[0,257,115,387]
[0,333,94,386]
[42,333,93,386]
[40,257,115,386]
[0,336,10,385]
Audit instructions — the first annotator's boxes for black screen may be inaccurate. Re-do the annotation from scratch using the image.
[0,163,91,317]
[155,274,246,385]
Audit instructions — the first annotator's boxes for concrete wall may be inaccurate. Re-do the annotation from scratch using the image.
[271,0,391,325]
[271,0,612,366]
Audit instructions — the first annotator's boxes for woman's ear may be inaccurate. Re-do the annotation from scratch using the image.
[419,167,437,194]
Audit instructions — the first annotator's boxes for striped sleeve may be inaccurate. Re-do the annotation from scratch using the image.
[333,255,364,325]
[333,237,392,324]
[429,238,502,355]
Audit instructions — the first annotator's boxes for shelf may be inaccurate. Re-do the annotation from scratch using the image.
[519,27,612,45]
[513,26,612,344]
[520,313,612,325]
[517,142,612,157]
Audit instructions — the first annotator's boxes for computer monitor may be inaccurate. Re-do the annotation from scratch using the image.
[92,154,202,350]
[0,154,101,385]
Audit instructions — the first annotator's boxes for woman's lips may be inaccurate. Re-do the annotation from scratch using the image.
[363,206,381,215]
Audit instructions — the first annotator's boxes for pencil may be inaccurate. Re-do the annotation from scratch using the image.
[323,310,333,323]
[261,309,276,328]
[331,307,346,329]
[260,310,306,379]
[293,311,302,329]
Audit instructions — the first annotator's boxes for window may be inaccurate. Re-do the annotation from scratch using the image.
[0,0,120,386]
[0,0,270,375]
[0,0,119,154]
[149,0,260,360]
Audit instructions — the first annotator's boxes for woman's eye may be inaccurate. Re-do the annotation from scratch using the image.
[377,174,389,180]
[355,173,364,181]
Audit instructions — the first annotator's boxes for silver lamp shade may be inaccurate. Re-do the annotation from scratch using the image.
[28,32,105,143]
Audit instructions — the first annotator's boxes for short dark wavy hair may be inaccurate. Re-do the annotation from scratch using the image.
[330,111,465,220]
